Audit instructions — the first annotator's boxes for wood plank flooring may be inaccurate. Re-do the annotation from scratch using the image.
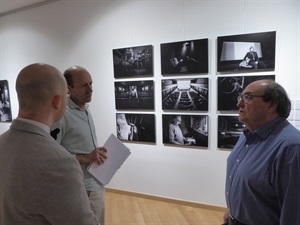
[106,189,225,225]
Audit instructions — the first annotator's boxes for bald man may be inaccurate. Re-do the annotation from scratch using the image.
[52,66,107,225]
[0,63,99,225]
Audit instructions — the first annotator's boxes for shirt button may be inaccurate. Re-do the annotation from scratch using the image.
[236,159,240,163]
[226,192,229,195]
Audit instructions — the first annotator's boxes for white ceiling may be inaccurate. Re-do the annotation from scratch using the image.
[0,0,54,17]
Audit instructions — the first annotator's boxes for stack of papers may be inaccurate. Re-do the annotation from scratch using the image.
[87,133,131,185]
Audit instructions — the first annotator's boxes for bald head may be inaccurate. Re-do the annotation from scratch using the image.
[16,63,68,124]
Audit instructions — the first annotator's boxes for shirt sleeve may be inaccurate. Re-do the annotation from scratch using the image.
[36,156,99,225]
[275,144,300,225]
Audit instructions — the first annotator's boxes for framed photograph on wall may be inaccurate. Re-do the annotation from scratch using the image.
[162,114,208,147]
[114,80,154,110]
[161,78,208,111]
[218,75,275,111]
[113,45,153,78]
[116,113,155,143]
[218,115,244,149]
[161,38,208,75]
[217,31,276,72]
[0,80,12,122]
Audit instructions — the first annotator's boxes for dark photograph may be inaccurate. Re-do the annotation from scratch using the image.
[217,31,276,72]
[162,114,208,147]
[218,75,275,111]
[161,39,208,75]
[113,45,153,78]
[162,78,208,111]
[0,80,12,122]
[218,115,244,149]
[116,113,155,143]
[115,80,154,110]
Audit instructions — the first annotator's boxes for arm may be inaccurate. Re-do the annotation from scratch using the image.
[276,145,300,225]
[37,156,99,225]
[76,147,107,165]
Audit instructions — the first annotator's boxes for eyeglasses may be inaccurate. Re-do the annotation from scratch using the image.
[237,93,265,104]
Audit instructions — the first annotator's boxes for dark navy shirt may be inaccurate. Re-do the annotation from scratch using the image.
[225,117,300,225]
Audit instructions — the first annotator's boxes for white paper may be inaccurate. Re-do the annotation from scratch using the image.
[87,133,131,185]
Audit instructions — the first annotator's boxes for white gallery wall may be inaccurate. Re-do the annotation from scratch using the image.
[0,0,299,207]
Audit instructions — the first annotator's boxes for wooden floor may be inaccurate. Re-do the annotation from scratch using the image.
[106,189,225,225]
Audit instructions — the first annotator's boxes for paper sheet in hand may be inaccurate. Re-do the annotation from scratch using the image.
[87,133,131,185]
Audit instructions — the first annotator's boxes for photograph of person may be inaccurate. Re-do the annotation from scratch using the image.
[113,45,153,78]
[116,113,155,143]
[217,31,276,72]
[114,80,154,110]
[161,78,208,111]
[161,39,208,75]
[218,115,244,149]
[218,75,275,111]
[162,114,208,147]
[0,80,12,122]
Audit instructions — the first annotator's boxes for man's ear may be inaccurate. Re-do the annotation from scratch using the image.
[267,101,278,113]
[67,85,72,94]
[52,94,61,110]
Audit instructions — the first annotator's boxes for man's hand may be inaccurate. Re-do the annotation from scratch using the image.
[76,147,107,165]
[89,147,107,164]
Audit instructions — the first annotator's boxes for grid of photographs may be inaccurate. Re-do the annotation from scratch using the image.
[112,31,276,149]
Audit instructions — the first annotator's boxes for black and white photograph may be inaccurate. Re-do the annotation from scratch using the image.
[217,31,276,72]
[0,80,12,122]
[161,39,208,75]
[218,115,244,149]
[162,78,208,111]
[218,75,275,111]
[116,113,155,143]
[113,45,153,78]
[115,80,154,110]
[162,114,208,147]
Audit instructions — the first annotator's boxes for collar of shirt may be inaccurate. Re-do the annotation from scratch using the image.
[68,97,89,111]
[243,116,284,140]
[16,117,50,133]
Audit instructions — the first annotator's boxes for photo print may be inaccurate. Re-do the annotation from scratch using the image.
[116,113,155,143]
[115,80,154,110]
[113,45,153,78]
[161,38,208,75]
[217,31,276,72]
[218,75,275,111]
[218,115,244,149]
[0,80,12,122]
[162,114,208,147]
[162,78,208,111]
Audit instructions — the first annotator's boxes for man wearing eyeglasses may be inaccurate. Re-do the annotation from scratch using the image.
[223,79,300,225]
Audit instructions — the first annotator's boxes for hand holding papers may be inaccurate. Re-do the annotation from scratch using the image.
[87,133,131,185]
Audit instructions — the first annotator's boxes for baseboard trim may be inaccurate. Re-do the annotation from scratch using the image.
[105,188,226,212]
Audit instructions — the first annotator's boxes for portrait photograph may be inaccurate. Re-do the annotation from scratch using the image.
[115,80,154,110]
[161,38,208,75]
[161,78,208,111]
[217,31,276,72]
[218,115,244,149]
[0,80,12,122]
[218,75,275,111]
[113,45,153,78]
[162,114,208,148]
[116,113,155,143]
